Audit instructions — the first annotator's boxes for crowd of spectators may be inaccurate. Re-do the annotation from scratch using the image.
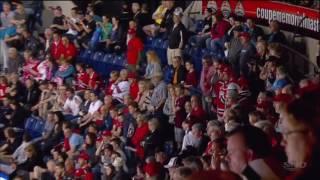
[0,1,319,180]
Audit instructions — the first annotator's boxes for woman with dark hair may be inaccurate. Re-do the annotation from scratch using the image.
[36,54,57,81]
[0,127,21,155]
[206,13,231,51]
[41,111,64,154]
[82,132,97,163]
[106,16,125,53]
[280,89,320,179]
[6,100,29,128]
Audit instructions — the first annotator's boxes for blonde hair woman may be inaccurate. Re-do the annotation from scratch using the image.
[144,50,162,79]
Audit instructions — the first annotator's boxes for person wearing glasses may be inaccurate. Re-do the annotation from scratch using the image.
[280,89,320,179]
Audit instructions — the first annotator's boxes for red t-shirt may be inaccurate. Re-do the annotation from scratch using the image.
[132,123,150,159]
[113,119,124,130]
[185,70,198,87]
[59,43,77,61]
[130,81,139,100]
[127,37,144,65]
[88,72,100,90]
[76,71,90,90]
[63,137,71,152]
[190,106,207,125]
[105,80,116,95]
[50,40,63,60]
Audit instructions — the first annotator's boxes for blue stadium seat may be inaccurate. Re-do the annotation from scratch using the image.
[82,49,94,64]
[32,119,45,138]
[92,51,105,73]
[24,116,44,138]
[24,116,37,131]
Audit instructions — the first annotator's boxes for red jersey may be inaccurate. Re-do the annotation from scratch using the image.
[88,72,100,90]
[76,71,90,90]
[113,119,124,130]
[185,70,198,87]
[22,59,40,80]
[58,43,77,62]
[190,106,207,125]
[105,80,116,95]
[131,123,150,159]
[130,81,139,100]
[75,165,94,180]
[50,39,63,60]
[127,36,144,65]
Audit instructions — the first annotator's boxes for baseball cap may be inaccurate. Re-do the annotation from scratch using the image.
[239,32,251,39]
[78,152,89,161]
[102,130,112,137]
[174,7,183,17]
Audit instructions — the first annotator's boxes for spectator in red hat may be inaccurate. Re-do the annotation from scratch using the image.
[238,31,256,77]
[75,152,93,180]
[126,26,144,72]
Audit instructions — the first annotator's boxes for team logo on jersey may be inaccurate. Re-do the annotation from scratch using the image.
[235,0,245,17]
[221,0,232,18]
[207,0,218,14]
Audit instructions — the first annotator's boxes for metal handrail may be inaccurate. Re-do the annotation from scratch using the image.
[279,43,319,79]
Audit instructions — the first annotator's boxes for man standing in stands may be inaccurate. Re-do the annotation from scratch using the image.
[239,32,256,78]
[167,7,186,65]
[267,20,287,44]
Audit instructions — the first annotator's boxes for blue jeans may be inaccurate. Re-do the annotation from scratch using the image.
[206,38,224,51]
[189,34,211,48]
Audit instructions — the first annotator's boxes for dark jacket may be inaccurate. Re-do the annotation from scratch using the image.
[144,129,164,157]
[22,85,41,109]
[172,66,186,85]
[168,23,187,49]
[8,106,29,128]
[160,7,174,30]
[267,31,287,44]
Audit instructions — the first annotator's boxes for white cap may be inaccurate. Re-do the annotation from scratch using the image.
[174,7,183,17]
[227,82,240,91]
[112,157,123,168]
[164,157,178,168]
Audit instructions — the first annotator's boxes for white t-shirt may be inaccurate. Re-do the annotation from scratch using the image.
[88,99,103,114]
[63,95,83,116]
